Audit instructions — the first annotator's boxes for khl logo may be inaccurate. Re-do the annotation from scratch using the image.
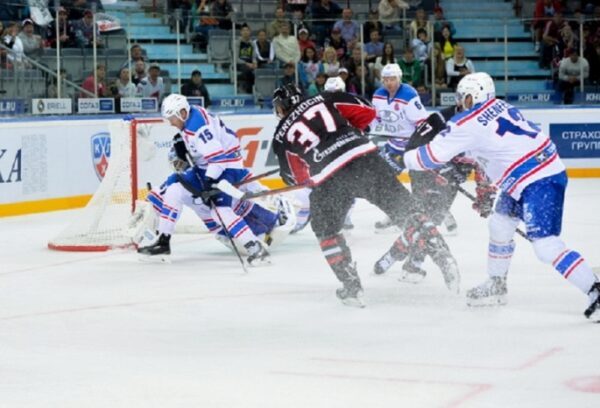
[91,132,111,180]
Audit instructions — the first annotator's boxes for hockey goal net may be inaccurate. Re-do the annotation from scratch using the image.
[48,118,197,252]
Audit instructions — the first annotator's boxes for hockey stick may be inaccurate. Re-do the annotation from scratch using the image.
[183,156,249,274]
[215,182,310,201]
[366,133,401,139]
[234,168,280,187]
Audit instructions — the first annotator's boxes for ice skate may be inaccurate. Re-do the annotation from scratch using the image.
[466,276,508,307]
[421,231,460,293]
[399,260,427,283]
[137,232,171,263]
[245,240,271,266]
[584,282,600,321]
[336,277,365,308]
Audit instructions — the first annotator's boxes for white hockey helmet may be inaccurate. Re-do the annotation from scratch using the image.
[324,76,346,92]
[381,63,403,81]
[456,73,495,107]
[161,93,190,121]
[471,72,496,100]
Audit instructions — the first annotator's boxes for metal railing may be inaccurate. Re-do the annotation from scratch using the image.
[1,2,599,111]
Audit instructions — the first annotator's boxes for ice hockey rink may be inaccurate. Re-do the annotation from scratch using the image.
[1,179,599,408]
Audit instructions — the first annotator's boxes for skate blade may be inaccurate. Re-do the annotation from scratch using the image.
[373,267,390,276]
[138,253,172,264]
[341,296,366,308]
[466,295,507,307]
[248,258,271,267]
[442,228,458,237]
[398,273,427,284]
[374,226,401,235]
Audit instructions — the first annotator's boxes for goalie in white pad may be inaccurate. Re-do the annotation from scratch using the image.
[134,148,295,262]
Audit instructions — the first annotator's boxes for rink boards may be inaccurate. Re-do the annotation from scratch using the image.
[1,107,599,217]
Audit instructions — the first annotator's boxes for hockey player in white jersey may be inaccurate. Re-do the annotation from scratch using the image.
[138,94,272,264]
[370,63,429,233]
[400,72,600,320]
[135,147,295,262]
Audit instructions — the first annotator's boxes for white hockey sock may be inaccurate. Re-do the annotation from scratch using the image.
[552,249,598,296]
[487,239,515,278]
[486,213,520,278]
[533,236,599,296]
[157,185,185,236]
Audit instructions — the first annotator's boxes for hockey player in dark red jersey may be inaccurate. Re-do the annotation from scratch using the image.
[271,84,459,307]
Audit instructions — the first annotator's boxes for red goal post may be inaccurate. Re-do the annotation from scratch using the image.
[48,117,178,252]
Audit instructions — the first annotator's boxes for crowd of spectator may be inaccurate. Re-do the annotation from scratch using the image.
[531,0,600,103]
[185,0,474,101]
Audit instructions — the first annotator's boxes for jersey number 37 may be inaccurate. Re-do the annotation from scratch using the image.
[286,103,337,152]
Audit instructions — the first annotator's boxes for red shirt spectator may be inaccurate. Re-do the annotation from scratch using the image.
[81,64,106,97]
[297,28,316,54]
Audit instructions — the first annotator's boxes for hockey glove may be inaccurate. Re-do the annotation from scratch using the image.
[200,177,219,206]
[172,134,188,161]
[472,183,497,218]
[405,112,446,152]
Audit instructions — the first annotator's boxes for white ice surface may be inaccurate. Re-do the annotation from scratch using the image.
[1,180,600,408]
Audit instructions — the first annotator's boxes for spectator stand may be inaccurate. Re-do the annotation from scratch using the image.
[2,0,599,112]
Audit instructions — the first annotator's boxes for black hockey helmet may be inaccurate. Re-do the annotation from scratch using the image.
[272,83,303,118]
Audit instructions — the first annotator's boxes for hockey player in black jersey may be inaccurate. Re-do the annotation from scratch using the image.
[271,84,459,307]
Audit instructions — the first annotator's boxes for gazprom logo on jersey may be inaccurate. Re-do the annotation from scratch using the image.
[550,123,600,158]
[78,98,115,114]
[91,132,111,180]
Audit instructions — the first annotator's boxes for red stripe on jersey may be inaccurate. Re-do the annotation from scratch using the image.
[426,144,443,164]
[507,152,558,195]
[497,139,551,185]
[456,99,496,126]
[334,102,377,131]
[199,107,210,123]
[204,149,225,159]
